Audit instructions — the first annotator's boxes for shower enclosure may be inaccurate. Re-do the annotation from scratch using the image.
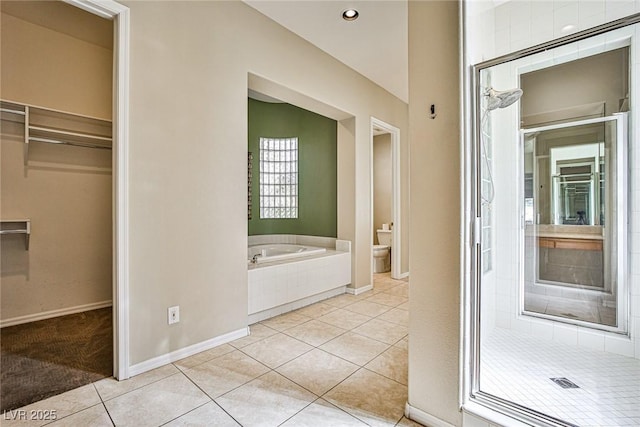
[467,22,636,427]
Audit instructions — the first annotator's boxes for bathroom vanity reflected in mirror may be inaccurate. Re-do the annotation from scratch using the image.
[522,114,626,328]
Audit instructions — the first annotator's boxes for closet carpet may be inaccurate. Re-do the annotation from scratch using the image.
[1,307,112,413]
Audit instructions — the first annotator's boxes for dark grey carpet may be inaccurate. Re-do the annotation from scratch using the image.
[1,308,112,413]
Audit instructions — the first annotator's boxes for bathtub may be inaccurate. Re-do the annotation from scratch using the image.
[248,244,327,264]
[247,236,351,323]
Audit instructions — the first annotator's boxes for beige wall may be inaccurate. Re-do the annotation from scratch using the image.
[0,7,113,321]
[0,6,112,119]
[521,47,628,125]
[122,1,409,366]
[373,134,392,244]
[408,1,462,425]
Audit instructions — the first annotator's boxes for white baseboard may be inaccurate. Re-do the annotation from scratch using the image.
[397,271,409,279]
[1,300,113,328]
[346,284,373,295]
[405,402,456,427]
[128,327,249,377]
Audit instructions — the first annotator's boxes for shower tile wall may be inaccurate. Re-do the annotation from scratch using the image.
[466,0,640,360]
[467,1,640,65]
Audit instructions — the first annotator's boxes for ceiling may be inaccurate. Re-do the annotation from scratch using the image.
[244,1,408,103]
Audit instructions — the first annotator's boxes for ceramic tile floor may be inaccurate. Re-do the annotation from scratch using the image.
[2,273,422,427]
[482,328,640,427]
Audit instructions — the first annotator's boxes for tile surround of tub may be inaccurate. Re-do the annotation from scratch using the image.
[3,273,410,427]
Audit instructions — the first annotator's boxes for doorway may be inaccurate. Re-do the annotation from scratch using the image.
[0,0,115,411]
[67,0,130,382]
[0,0,130,412]
[370,117,401,280]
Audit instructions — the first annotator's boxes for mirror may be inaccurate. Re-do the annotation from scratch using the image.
[524,125,606,228]
[550,142,603,226]
[519,47,628,329]
[523,120,617,295]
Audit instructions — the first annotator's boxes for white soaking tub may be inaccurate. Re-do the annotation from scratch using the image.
[247,237,351,323]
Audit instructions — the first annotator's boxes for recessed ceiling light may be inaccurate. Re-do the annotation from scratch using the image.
[342,9,359,21]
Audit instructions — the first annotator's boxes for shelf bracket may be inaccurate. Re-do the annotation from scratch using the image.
[0,219,31,250]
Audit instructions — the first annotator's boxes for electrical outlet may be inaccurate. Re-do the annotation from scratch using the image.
[168,306,180,325]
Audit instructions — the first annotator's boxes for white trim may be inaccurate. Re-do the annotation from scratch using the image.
[346,284,373,295]
[128,327,249,377]
[370,117,403,280]
[404,403,456,427]
[62,0,126,18]
[397,271,409,279]
[1,301,112,328]
[65,0,131,380]
[113,3,130,381]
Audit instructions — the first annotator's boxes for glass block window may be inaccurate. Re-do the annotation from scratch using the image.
[259,137,298,219]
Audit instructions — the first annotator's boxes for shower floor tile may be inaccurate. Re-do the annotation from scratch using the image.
[481,328,640,427]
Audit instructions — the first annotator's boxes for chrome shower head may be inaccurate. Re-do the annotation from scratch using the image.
[485,87,523,111]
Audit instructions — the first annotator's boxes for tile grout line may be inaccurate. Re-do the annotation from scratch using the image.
[10,277,409,426]
[157,401,213,427]
[93,367,184,405]
[221,281,407,424]
[316,366,379,426]
[91,382,116,426]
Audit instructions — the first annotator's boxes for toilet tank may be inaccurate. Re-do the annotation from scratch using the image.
[376,229,392,246]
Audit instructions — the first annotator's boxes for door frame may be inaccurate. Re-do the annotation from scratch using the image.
[64,0,130,380]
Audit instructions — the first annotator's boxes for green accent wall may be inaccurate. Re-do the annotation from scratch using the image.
[248,98,337,237]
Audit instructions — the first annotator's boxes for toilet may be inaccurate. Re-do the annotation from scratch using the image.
[373,229,392,273]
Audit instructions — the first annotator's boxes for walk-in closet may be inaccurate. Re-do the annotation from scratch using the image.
[0,0,114,411]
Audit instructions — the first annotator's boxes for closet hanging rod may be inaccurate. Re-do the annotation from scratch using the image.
[29,125,112,142]
[28,136,112,150]
[0,107,26,115]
